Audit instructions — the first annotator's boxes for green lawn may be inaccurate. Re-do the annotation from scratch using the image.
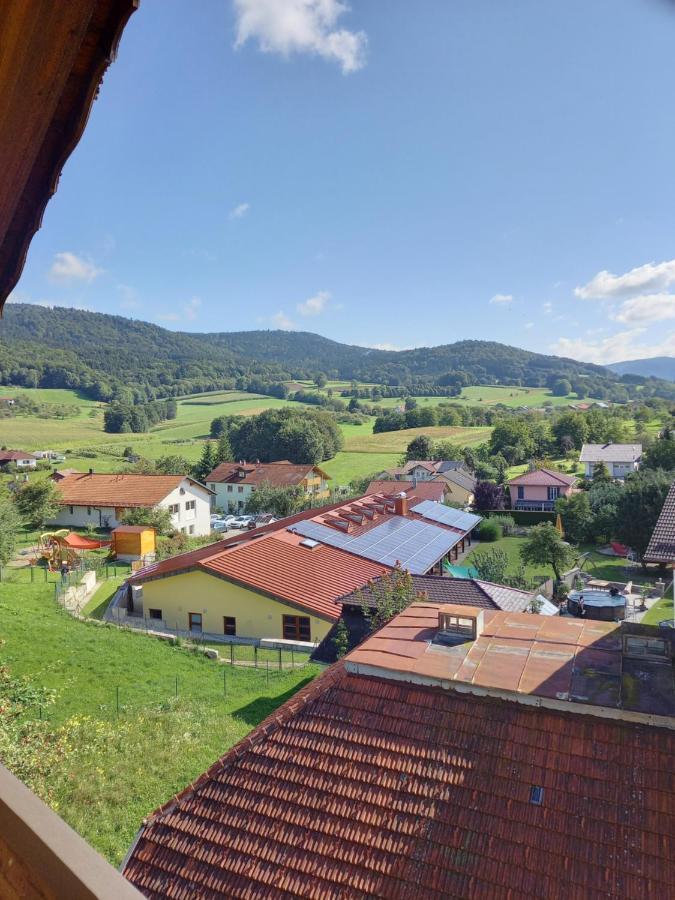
[642,593,674,627]
[454,385,582,408]
[321,451,401,485]
[464,535,552,585]
[81,577,125,619]
[0,583,320,865]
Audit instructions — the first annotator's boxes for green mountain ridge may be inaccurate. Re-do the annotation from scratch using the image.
[0,303,671,402]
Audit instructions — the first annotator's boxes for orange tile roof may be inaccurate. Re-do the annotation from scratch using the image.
[202,532,389,620]
[123,660,675,898]
[366,480,447,502]
[54,473,210,508]
[206,461,330,487]
[507,467,577,487]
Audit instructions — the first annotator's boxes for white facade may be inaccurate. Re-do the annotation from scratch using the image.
[47,478,212,535]
[583,460,639,479]
[207,480,254,513]
[14,456,36,469]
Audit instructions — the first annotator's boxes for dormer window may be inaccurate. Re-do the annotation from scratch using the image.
[439,613,476,639]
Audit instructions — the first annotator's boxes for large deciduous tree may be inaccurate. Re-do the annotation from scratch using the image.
[14,480,60,528]
[614,469,672,562]
[519,522,575,581]
[473,481,505,511]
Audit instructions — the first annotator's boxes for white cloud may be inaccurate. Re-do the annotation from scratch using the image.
[524,322,534,330]
[542,301,553,314]
[48,251,102,283]
[157,296,202,324]
[7,291,91,311]
[489,293,513,305]
[551,329,675,365]
[612,293,675,325]
[297,289,330,316]
[271,311,295,330]
[575,258,675,300]
[233,0,367,74]
[229,202,250,220]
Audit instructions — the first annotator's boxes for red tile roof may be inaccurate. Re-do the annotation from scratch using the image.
[203,532,389,620]
[0,449,36,462]
[54,473,210,508]
[206,461,330,487]
[507,467,577,487]
[366,480,447,502]
[123,660,675,898]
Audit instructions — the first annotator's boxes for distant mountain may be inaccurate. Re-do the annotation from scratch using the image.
[0,303,672,402]
[608,357,675,382]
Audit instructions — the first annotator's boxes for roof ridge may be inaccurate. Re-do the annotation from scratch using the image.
[143,662,347,826]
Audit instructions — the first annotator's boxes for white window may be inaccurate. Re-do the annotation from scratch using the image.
[168,503,180,515]
[185,500,196,512]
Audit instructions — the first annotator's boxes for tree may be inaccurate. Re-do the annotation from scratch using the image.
[314,372,327,390]
[473,481,504,511]
[404,435,433,462]
[555,492,593,544]
[472,547,509,584]
[332,619,350,659]
[246,484,304,518]
[551,378,572,397]
[359,569,422,633]
[120,505,174,536]
[192,442,215,483]
[14,480,60,528]
[519,523,575,581]
[154,455,192,475]
[215,432,233,464]
[0,494,19,565]
[552,412,589,452]
[614,469,672,563]
[591,461,611,484]
[587,481,622,543]
[643,436,675,472]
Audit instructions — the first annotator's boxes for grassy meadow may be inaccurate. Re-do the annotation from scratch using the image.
[0,582,321,865]
[1,384,495,485]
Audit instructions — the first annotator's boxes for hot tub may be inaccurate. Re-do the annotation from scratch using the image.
[567,590,626,621]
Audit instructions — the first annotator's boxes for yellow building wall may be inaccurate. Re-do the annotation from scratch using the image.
[443,482,474,505]
[140,570,332,642]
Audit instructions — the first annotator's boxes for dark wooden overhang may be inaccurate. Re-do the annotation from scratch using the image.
[0,0,139,313]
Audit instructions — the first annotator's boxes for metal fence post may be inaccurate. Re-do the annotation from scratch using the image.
[223,669,227,697]
[266,659,269,686]
[254,646,258,668]
[175,675,179,698]
[230,643,234,666]
[278,648,282,671]
[291,649,294,669]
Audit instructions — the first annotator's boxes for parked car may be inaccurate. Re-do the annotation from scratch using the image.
[229,515,253,529]
[211,515,235,532]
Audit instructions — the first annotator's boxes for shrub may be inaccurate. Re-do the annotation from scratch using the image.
[491,514,516,536]
[478,520,502,542]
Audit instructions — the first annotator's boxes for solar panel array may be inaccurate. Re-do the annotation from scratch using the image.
[411,500,482,532]
[291,516,462,574]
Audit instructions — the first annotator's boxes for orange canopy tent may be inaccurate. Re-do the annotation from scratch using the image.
[60,533,112,550]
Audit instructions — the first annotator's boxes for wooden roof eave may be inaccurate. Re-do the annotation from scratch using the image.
[0,0,140,313]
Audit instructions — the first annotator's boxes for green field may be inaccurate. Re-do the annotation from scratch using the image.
[0,582,320,865]
[454,386,580,408]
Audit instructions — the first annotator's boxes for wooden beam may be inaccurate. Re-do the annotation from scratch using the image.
[0,1,139,312]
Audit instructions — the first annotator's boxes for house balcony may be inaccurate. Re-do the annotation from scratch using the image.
[514,500,557,512]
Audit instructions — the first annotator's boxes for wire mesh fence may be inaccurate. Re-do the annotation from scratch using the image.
[17,660,315,727]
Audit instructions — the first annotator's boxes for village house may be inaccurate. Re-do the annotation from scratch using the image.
[46,472,213,535]
[579,442,642,479]
[124,492,482,644]
[507,467,577,511]
[0,449,37,469]
[205,460,331,513]
[123,603,675,897]
[377,459,477,505]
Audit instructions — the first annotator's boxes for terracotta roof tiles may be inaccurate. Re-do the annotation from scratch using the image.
[123,660,675,898]
[508,467,577,487]
[54,473,210,508]
[645,479,675,563]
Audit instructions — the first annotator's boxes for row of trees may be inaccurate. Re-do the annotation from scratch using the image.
[103,399,177,433]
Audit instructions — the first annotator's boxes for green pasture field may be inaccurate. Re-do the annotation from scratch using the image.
[454,386,580,407]
[0,583,321,865]
[342,425,492,454]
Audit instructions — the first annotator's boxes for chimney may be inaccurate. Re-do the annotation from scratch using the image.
[394,492,409,517]
[436,604,484,645]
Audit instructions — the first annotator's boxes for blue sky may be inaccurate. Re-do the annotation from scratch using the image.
[9,0,675,363]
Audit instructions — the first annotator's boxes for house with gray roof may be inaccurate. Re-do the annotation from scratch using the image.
[579,443,642,479]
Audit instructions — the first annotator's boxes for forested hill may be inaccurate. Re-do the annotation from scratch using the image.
[0,303,672,402]
[203,330,607,384]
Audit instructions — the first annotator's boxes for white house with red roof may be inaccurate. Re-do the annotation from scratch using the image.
[507,467,577,511]
[0,449,37,469]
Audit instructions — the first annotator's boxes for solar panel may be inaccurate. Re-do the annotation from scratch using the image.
[290,516,462,574]
[411,500,482,532]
